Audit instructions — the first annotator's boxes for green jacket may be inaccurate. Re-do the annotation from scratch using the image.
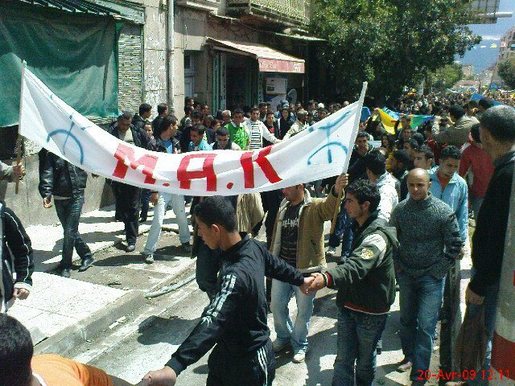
[270,189,339,273]
[225,122,249,150]
[327,214,398,314]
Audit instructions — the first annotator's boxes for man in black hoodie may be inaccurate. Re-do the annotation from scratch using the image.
[308,179,398,386]
[140,196,313,386]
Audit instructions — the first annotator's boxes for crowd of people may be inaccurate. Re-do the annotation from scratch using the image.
[0,90,513,386]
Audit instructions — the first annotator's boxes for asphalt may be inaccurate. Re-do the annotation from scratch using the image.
[8,204,196,354]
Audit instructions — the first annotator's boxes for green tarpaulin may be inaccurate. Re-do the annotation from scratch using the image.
[0,4,120,127]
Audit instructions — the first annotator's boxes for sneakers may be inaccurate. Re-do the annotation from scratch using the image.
[144,254,154,264]
[292,349,307,363]
[272,340,289,353]
[397,358,413,372]
[126,244,136,252]
[182,242,192,254]
[326,246,336,256]
[78,256,95,272]
[59,268,71,278]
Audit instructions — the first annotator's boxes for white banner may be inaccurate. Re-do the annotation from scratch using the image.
[20,67,366,196]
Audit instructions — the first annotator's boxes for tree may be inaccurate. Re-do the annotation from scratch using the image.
[497,58,515,89]
[310,0,481,100]
[427,63,465,91]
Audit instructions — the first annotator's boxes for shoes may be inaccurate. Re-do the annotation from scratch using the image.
[182,242,192,254]
[59,268,71,278]
[126,244,136,252]
[326,246,336,256]
[292,349,307,363]
[397,358,413,372]
[78,256,95,272]
[337,256,347,265]
[272,340,289,353]
[144,254,154,264]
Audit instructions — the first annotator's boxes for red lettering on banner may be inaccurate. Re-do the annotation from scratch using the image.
[177,153,217,191]
[240,146,282,188]
[113,143,158,184]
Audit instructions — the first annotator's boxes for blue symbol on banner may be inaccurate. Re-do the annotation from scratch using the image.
[47,113,85,164]
[307,110,352,165]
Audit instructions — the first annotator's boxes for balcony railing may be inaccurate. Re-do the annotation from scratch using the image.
[226,0,310,26]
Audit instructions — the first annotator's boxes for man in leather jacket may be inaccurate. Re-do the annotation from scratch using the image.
[39,149,93,278]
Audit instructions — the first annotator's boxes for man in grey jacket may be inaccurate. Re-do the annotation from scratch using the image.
[390,168,463,385]
[435,104,479,147]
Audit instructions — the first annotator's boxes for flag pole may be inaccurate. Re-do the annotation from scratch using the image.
[330,82,368,234]
[15,60,27,194]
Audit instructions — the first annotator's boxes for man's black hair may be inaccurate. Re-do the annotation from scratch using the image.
[250,107,260,114]
[440,145,461,161]
[190,124,206,136]
[139,103,152,115]
[157,103,168,115]
[184,105,194,115]
[118,111,133,121]
[364,150,386,176]
[192,111,203,120]
[411,132,425,147]
[478,98,494,110]
[480,105,515,143]
[216,127,229,137]
[414,145,434,160]
[470,123,481,143]
[346,179,381,213]
[155,115,178,138]
[356,131,368,139]
[193,196,237,232]
[392,149,410,165]
[233,108,244,116]
[449,105,465,121]
[185,97,194,105]
[0,314,33,386]
[407,138,420,151]
[258,102,267,108]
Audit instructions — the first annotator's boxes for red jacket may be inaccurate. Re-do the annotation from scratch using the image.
[459,144,494,197]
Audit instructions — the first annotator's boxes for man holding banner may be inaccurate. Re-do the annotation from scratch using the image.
[108,112,149,252]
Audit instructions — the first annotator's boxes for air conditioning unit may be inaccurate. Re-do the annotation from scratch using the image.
[266,77,287,95]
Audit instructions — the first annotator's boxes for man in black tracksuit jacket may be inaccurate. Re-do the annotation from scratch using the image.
[0,201,33,312]
[140,196,311,386]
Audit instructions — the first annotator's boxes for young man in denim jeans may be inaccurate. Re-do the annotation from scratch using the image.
[390,169,463,385]
[308,179,398,385]
[269,174,347,363]
[39,150,94,278]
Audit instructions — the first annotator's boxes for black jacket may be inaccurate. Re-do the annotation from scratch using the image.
[166,235,304,375]
[470,150,514,296]
[1,201,34,310]
[108,122,148,149]
[327,213,398,314]
[132,114,147,131]
[38,151,88,198]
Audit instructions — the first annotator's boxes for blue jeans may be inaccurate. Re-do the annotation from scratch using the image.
[329,205,353,258]
[332,307,387,386]
[467,270,499,386]
[54,194,91,268]
[270,278,315,352]
[398,272,445,383]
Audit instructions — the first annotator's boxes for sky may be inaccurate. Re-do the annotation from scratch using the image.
[457,0,515,73]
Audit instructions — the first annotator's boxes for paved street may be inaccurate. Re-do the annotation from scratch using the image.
[57,220,473,386]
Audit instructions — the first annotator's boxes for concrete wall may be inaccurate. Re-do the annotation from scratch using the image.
[0,156,114,227]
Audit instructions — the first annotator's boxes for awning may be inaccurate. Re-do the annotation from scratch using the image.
[14,0,144,23]
[207,38,305,74]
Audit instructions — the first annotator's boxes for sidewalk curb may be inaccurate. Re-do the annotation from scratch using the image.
[34,290,145,356]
